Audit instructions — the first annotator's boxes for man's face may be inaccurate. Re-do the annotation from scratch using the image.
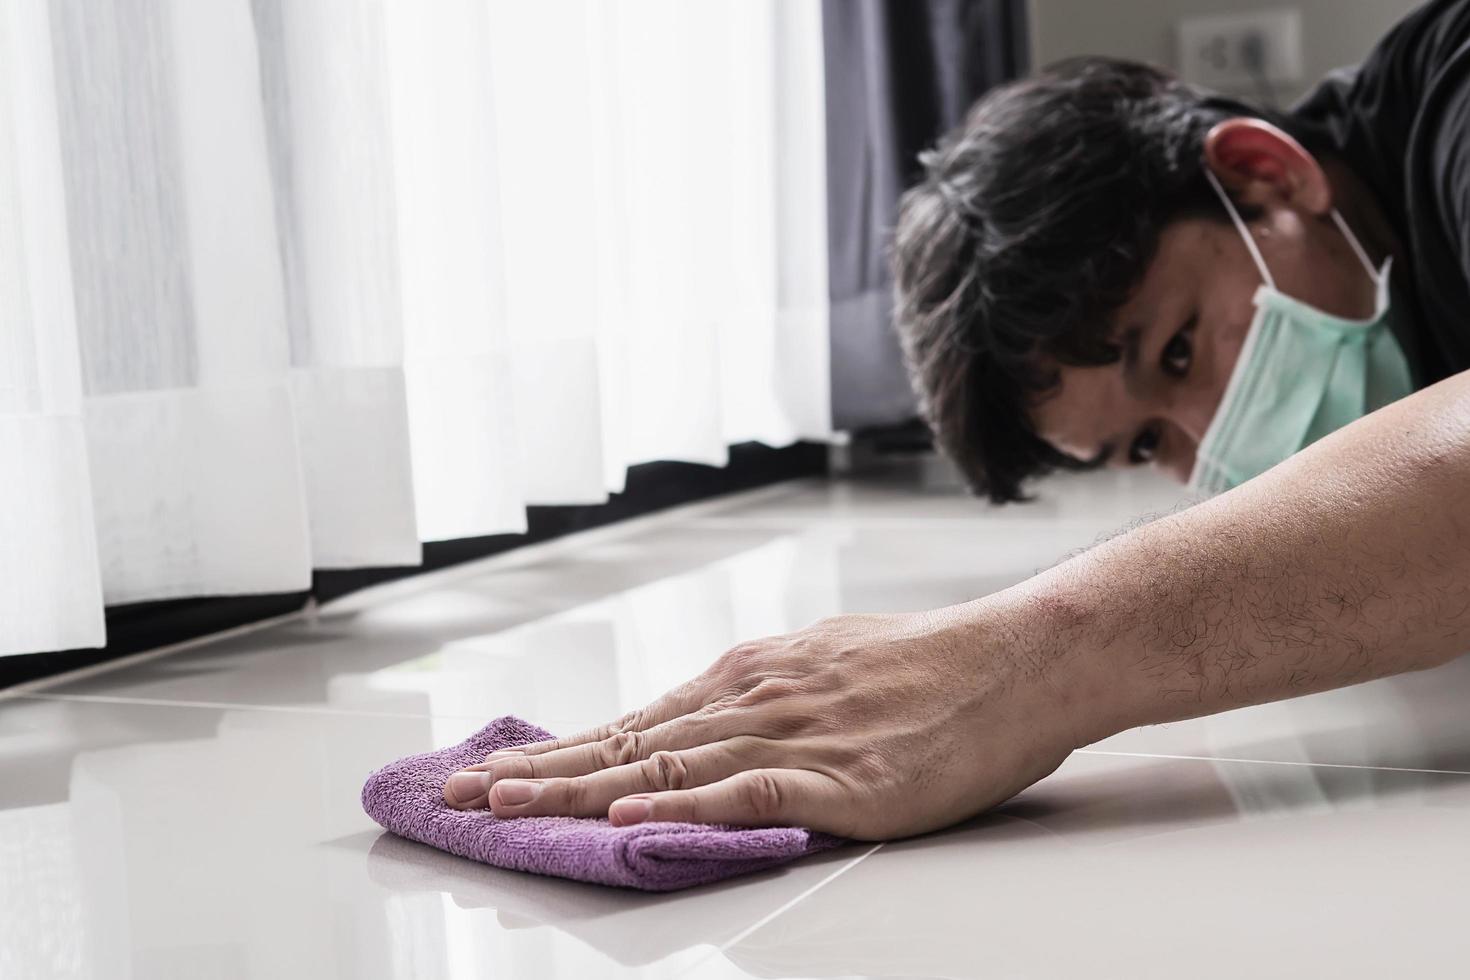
[1030,201,1380,483]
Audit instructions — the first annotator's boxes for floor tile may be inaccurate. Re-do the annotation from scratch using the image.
[1086,645,1470,773]
[705,749,1470,979]
[0,696,868,980]
[13,467,1466,978]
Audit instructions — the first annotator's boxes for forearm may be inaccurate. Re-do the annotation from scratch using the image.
[993,369,1470,745]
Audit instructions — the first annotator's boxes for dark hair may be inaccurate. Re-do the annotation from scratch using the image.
[892,57,1322,503]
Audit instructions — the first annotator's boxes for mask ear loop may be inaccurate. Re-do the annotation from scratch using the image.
[1203,168,1276,290]
[1329,209,1387,286]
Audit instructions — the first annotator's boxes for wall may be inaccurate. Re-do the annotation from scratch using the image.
[1028,0,1425,104]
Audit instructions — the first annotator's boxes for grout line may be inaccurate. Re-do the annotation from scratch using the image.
[0,606,310,700]
[678,842,886,977]
[1075,747,1470,777]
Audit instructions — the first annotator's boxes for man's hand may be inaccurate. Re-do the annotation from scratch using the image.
[441,605,1091,840]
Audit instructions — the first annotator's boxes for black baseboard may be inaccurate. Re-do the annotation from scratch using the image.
[1,441,827,690]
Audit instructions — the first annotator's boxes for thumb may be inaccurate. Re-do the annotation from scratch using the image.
[607,768,856,837]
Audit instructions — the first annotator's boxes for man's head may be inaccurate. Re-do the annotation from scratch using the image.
[893,57,1381,502]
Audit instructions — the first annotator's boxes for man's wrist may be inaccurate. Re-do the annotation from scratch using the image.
[962,566,1151,749]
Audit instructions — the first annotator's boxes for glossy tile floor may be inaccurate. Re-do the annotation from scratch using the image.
[7,465,1470,978]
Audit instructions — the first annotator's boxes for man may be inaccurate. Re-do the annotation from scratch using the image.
[441,1,1470,839]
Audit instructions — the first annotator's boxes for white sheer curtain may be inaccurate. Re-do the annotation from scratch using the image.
[0,0,105,654]
[0,0,830,657]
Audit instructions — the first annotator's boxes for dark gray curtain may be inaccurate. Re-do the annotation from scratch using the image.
[823,0,1029,430]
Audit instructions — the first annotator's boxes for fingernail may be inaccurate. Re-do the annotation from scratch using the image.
[486,749,525,760]
[493,779,541,806]
[447,771,491,804]
[610,798,653,825]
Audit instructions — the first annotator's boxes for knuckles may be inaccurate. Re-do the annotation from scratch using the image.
[733,675,802,706]
[714,642,765,682]
[557,777,581,812]
[644,750,689,791]
[722,641,761,665]
[739,771,785,822]
[611,710,643,736]
[701,676,809,726]
[595,729,646,768]
[714,617,870,682]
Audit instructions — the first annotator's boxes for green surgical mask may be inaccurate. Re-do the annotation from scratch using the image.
[1188,169,1415,495]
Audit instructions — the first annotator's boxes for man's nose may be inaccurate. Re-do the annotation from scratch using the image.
[1169,406,1210,449]
[1149,386,1218,483]
[1162,452,1195,484]
[1161,381,1220,450]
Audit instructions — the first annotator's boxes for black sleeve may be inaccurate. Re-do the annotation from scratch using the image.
[1412,38,1470,377]
[1290,0,1470,382]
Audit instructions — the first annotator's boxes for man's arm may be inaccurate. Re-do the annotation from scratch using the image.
[440,370,1470,839]
[1013,367,1470,745]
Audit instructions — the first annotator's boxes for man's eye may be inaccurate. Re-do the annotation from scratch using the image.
[1128,425,1161,464]
[1161,321,1194,377]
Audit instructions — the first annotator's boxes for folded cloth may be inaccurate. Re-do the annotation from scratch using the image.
[361,715,847,892]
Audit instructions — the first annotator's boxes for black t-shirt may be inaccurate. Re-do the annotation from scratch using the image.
[1291,0,1470,387]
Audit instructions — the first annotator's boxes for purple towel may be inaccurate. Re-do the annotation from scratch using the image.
[361,716,847,891]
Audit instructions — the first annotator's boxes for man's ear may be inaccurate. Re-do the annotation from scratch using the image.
[1202,118,1331,215]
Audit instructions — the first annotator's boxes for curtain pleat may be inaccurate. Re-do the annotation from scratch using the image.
[253,0,424,565]
[1,0,834,656]
[0,0,106,654]
[50,0,312,605]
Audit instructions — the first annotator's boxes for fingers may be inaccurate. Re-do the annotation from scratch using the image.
[448,704,749,807]
[446,737,777,818]
[442,642,787,809]
[609,768,853,836]
[484,676,717,762]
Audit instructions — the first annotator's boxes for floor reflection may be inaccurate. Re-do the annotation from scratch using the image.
[715,751,1470,979]
[8,471,1470,980]
[363,832,859,968]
